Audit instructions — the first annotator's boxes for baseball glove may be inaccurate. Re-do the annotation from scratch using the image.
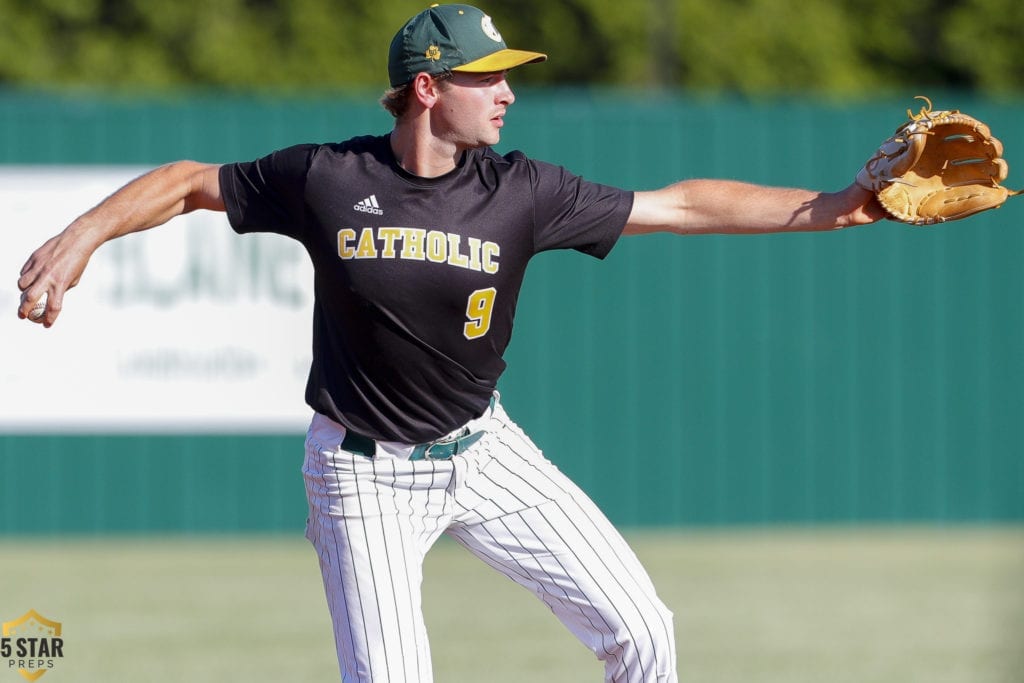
[856,96,1020,225]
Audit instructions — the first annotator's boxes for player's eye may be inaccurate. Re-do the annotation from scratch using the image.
[479,71,506,85]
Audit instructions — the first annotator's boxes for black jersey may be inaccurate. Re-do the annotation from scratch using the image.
[219,134,632,442]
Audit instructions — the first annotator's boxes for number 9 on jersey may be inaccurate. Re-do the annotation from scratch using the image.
[464,287,497,340]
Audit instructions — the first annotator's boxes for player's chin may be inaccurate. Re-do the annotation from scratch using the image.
[470,132,501,148]
[462,124,501,148]
[486,118,505,142]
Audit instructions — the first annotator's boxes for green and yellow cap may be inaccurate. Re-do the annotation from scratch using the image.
[388,4,547,87]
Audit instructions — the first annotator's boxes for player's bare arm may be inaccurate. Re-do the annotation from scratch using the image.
[17,161,223,326]
[624,179,886,236]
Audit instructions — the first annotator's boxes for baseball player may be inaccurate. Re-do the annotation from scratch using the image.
[17,4,885,681]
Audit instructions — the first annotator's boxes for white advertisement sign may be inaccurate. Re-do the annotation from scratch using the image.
[0,167,315,432]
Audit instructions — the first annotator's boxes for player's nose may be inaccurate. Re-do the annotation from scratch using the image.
[496,75,515,106]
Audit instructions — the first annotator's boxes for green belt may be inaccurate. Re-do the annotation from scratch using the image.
[341,400,492,461]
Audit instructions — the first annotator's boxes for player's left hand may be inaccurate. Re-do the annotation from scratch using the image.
[847,184,888,225]
[856,97,1021,225]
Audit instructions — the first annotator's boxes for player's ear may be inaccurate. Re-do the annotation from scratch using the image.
[412,72,442,109]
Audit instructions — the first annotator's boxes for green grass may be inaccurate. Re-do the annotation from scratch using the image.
[1,527,1021,682]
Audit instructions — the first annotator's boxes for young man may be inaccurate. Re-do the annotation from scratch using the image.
[18,4,884,682]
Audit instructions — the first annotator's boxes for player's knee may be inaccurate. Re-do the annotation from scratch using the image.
[602,601,677,682]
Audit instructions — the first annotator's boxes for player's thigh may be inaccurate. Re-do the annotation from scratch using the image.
[304,436,456,682]
[448,489,676,682]
[449,413,675,671]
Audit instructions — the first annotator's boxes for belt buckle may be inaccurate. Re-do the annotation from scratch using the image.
[422,443,452,460]
[422,428,469,460]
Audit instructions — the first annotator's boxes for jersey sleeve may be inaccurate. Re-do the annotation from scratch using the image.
[529,159,634,259]
[218,144,319,239]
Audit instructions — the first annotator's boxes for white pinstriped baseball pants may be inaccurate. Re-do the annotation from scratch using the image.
[303,397,677,682]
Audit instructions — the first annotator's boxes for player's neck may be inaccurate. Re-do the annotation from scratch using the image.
[389,123,464,179]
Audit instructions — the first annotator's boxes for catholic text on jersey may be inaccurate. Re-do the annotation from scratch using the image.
[337,227,500,274]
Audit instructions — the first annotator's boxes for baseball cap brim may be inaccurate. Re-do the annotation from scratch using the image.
[452,48,547,74]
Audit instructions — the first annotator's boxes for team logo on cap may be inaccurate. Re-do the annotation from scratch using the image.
[425,45,441,61]
[480,15,502,43]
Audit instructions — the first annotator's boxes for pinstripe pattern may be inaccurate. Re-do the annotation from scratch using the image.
[304,399,677,682]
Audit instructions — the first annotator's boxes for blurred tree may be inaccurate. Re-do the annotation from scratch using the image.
[942,0,1024,93]
[847,0,970,92]
[673,0,875,95]
[0,0,1019,95]
[0,0,427,90]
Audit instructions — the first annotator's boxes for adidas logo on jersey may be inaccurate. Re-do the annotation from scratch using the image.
[353,194,383,215]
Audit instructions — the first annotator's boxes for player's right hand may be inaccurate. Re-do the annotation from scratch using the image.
[17,228,93,327]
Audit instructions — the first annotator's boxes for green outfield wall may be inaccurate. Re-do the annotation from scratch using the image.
[1,89,1022,532]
